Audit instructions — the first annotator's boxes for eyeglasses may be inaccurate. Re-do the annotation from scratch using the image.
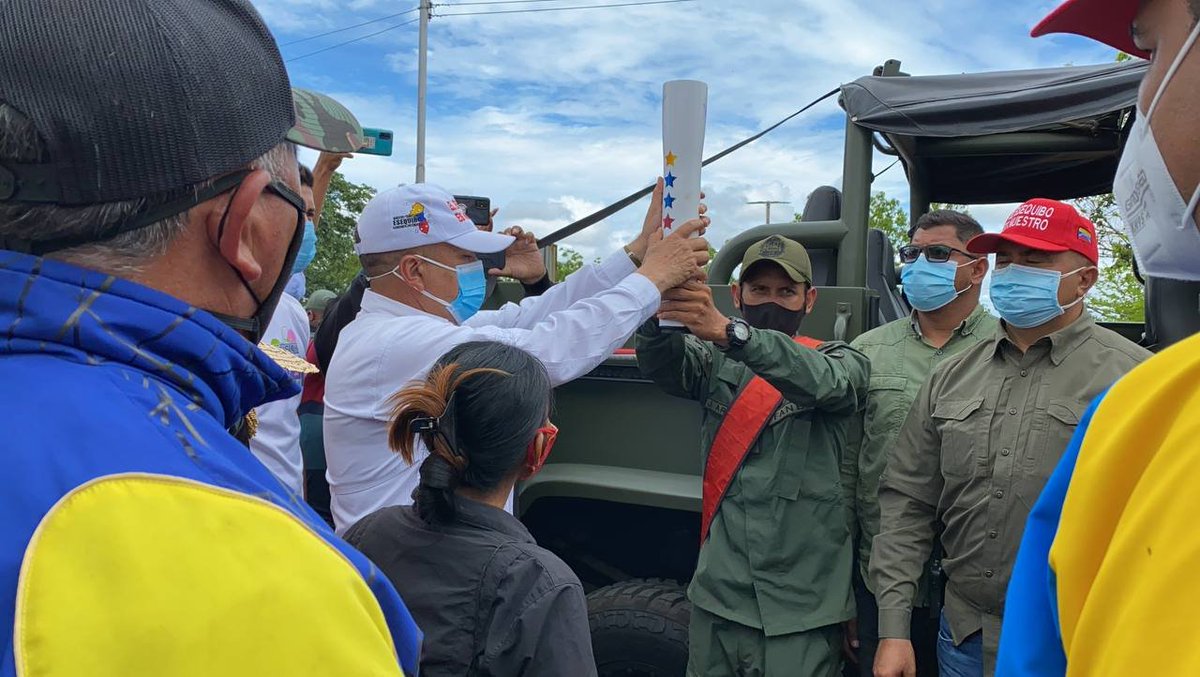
[898,244,978,264]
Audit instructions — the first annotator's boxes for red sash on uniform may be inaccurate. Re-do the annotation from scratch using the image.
[700,335,824,544]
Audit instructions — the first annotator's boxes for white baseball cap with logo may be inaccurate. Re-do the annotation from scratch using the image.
[354,183,514,255]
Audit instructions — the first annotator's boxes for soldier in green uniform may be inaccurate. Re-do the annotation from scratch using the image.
[845,210,998,677]
[636,235,870,677]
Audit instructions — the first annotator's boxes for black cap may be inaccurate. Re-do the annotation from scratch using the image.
[0,0,353,207]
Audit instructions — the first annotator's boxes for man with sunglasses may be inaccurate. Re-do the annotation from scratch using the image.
[0,1,421,675]
[846,210,997,677]
[871,199,1150,677]
[998,1,1200,675]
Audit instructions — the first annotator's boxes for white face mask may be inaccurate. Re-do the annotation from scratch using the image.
[1113,20,1200,281]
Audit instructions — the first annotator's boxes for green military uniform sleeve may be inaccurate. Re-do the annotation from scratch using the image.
[635,319,718,402]
[722,326,868,415]
[870,371,943,640]
[842,334,872,541]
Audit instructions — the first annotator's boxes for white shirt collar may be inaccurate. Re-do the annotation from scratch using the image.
[360,288,449,322]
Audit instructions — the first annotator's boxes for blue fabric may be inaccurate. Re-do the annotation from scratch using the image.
[937,613,984,677]
[995,392,1106,677]
[0,251,421,676]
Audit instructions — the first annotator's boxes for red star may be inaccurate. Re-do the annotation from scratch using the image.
[663,215,675,230]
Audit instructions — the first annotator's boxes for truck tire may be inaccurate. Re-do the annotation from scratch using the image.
[587,578,691,677]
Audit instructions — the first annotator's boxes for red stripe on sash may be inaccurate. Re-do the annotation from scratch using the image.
[700,335,823,544]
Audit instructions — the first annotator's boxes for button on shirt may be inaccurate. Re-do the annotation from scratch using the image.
[870,313,1150,671]
[323,251,659,532]
[847,305,998,591]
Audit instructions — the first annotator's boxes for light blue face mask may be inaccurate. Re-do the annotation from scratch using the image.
[291,220,317,275]
[368,254,488,324]
[901,254,973,312]
[989,263,1090,329]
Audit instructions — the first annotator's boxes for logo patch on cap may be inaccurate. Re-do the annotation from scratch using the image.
[392,203,430,234]
[1004,202,1056,232]
[760,236,786,257]
[446,200,469,223]
[1077,227,1093,244]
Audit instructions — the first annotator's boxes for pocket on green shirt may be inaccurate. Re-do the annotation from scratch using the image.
[932,397,987,479]
[1022,398,1085,490]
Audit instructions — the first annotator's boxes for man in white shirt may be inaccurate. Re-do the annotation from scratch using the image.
[324,182,709,532]
[251,293,310,496]
[248,163,322,496]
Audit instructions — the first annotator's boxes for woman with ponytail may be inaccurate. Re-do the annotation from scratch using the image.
[344,341,595,677]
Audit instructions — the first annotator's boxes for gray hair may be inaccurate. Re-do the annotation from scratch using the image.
[0,103,296,275]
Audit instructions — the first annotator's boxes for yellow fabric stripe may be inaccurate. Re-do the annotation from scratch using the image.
[16,473,403,677]
[1050,333,1200,675]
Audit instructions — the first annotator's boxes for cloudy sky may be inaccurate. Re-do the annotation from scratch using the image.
[259,0,1123,263]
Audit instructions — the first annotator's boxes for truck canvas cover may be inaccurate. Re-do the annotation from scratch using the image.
[839,61,1148,204]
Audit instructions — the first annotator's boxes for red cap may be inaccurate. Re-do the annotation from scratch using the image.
[1032,0,1147,59]
[967,198,1099,264]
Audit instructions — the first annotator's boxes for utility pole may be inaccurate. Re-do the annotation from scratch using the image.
[746,200,790,224]
[415,0,431,183]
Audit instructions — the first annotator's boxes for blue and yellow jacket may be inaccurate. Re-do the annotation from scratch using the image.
[998,332,1200,676]
[0,252,421,676]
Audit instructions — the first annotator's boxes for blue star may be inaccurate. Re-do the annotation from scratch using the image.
[664,172,676,187]
[664,193,676,209]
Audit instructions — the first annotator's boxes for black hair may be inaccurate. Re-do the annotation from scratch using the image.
[909,209,984,244]
[298,163,314,188]
[388,341,552,524]
[312,271,366,373]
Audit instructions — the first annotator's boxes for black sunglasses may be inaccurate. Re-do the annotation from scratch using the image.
[898,244,978,264]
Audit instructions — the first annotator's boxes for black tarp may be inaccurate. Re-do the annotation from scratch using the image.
[839,61,1148,203]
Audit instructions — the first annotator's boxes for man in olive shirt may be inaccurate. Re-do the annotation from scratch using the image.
[847,210,998,677]
[638,236,869,677]
[871,199,1151,677]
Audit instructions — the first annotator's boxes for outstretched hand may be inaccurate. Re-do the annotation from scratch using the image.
[658,280,728,344]
[638,217,711,293]
[489,226,546,284]
[627,178,707,262]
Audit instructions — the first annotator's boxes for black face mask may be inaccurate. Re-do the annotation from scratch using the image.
[740,301,807,336]
[209,171,307,343]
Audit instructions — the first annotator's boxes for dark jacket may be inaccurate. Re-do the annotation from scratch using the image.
[345,498,596,677]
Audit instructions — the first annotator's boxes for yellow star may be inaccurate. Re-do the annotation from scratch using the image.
[664,151,677,166]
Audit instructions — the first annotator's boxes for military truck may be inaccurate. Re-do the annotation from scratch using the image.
[488,58,1200,676]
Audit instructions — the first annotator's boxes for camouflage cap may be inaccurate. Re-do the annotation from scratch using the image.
[286,88,365,153]
[740,235,813,285]
[305,289,337,312]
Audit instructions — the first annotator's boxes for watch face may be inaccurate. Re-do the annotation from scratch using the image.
[733,322,751,341]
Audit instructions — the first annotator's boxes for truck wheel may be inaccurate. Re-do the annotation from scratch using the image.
[587,578,691,677]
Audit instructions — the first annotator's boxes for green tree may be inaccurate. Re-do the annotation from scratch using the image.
[868,191,910,254]
[556,246,585,280]
[1071,193,1145,322]
[796,190,917,254]
[306,173,376,295]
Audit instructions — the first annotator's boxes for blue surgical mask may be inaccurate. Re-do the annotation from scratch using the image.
[901,254,973,312]
[989,263,1090,329]
[368,255,487,324]
[417,257,486,324]
[291,220,317,275]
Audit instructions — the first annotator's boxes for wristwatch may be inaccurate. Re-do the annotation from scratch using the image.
[724,318,751,349]
[623,244,643,268]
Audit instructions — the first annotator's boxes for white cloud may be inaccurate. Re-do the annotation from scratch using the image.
[279,0,1123,264]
